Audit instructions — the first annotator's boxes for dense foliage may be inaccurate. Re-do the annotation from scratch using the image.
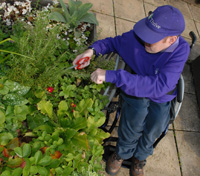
[0,0,115,175]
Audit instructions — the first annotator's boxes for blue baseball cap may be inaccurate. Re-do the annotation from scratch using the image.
[134,5,185,44]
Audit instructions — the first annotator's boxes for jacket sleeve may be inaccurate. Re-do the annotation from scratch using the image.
[105,43,190,99]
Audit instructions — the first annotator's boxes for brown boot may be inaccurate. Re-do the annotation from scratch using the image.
[106,152,123,175]
[130,157,146,176]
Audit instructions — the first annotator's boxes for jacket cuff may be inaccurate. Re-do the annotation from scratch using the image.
[105,70,117,83]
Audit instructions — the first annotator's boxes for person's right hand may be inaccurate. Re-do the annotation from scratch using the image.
[73,49,94,69]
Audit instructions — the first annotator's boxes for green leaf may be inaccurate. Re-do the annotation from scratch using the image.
[33,124,53,133]
[34,150,42,165]
[0,110,5,124]
[59,0,71,21]
[37,100,53,119]
[76,3,92,21]
[3,93,29,105]
[81,12,99,25]
[63,166,74,175]
[1,170,11,176]
[71,117,87,130]
[0,83,9,95]
[64,153,74,162]
[7,157,23,168]
[37,166,49,176]
[77,98,93,117]
[29,166,38,174]
[14,147,23,157]
[27,113,49,130]
[14,105,30,121]
[7,138,20,150]
[59,85,76,98]
[12,168,23,176]
[57,100,68,117]
[49,159,60,168]
[71,132,89,150]
[4,80,30,96]
[68,0,82,15]
[0,132,13,145]
[23,158,31,176]
[38,155,52,166]
[64,128,77,141]
[23,143,31,158]
[34,89,45,98]
[49,11,67,23]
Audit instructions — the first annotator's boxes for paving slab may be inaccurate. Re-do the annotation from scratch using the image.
[183,0,200,7]
[182,16,199,40]
[187,42,200,62]
[195,21,200,38]
[174,93,200,132]
[115,18,135,35]
[95,13,115,39]
[182,64,196,94]
[102,131,181,176]
[188,4,200,22]
[144,2,157,16]
[144,0,168,6]
[81,0,113,16]
[145,131,181,176]
[168,0,193,19]
[175,131,200,176]
[114,0,145,22]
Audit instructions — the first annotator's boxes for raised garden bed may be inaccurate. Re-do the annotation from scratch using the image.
[0,0,118,175]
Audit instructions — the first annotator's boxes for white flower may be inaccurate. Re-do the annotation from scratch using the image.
[6,19,11,26]
[14,2,21,6]
[0,2,6,9]
[27,21,32,25]
[26,0,31,3]
[64,31,68,35]
[7,5,15,13]
[73,50,77,53]
[21,2,27,7]
[22,9,28,15]
[4,10,10,18]
[43,7,48,12]
[57,34,61,39]
[63,38,66,41]
[53,0,59,5]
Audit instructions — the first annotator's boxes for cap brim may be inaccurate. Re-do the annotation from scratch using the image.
[134,18,167,44]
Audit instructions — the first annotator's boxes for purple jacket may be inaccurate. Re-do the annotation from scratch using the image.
[90,30,190,103]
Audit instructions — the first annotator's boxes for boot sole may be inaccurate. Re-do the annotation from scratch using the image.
[105,165,121,175]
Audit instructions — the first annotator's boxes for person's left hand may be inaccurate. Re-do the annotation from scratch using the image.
[91,68,106,84]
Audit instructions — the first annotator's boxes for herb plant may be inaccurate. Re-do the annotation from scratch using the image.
[49,0,98,29]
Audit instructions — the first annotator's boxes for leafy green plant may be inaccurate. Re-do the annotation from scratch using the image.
[49,0,98,29]
[0,1,115,175]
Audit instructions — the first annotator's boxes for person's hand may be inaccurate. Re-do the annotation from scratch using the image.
[91,68,106,84]
[73,49,93,69]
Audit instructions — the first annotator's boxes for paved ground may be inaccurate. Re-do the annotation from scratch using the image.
[63,0,200,175]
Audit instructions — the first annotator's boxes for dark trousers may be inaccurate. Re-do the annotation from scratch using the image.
[116,92,171,161]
